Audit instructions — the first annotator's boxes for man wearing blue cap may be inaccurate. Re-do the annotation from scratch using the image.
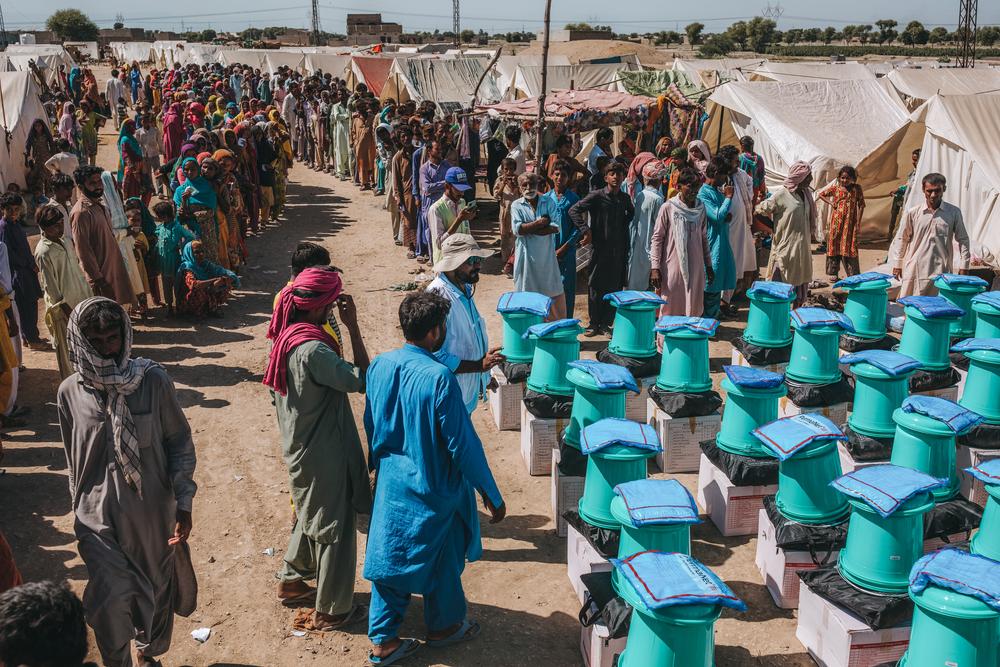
[427,167,477,267]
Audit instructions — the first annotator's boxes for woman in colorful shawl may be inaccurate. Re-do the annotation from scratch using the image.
[175,240,239,319]
[124,197,162,305]
[174,158,220,265]
[234,122,261,233]
[23,119,54,204]
[687,140,712,178]
[162,102,185,163]
[663,148,688,199]
[67,67,82,103]
[117,119,145,201]
[82,68,102,109]
[78,100,105,167]
[201,156,233,270]
[58,102,80,149]
[738,136,767,206]
[129,62,143,104]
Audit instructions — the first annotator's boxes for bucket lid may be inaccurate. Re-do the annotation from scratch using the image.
[909,548,1000,617]
[567,360,640,393]
[898,395,983,435]
[964,457,1000,488]
[580,418,661,456]
[934,273,989,293]
[834,271,892,291]
[524,318,583,340]
[951,337,1000,361]
[612,479,699,527]
[898,295,964,320]
[790,307,855,333]
[832,464,945,517]
[610,551,746,613]
[839,350,921,377]
[654,315,719,337]
[747,280,796,302]
[723,365,784,389]
[497,291,552,317]
[972,291,1000,312]
[604,290,666,310]
[752,413,846,461]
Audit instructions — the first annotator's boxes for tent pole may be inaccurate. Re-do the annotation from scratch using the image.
[715,106,724,154]
[534,0,553,172]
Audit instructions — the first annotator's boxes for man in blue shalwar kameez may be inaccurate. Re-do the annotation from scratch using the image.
[363,290,506,665]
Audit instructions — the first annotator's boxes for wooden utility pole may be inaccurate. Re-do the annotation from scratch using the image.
[534,0,553,170]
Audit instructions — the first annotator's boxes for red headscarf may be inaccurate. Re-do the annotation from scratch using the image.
[626,152,658,198]
[264,268,344,395]
[784,160,817,227]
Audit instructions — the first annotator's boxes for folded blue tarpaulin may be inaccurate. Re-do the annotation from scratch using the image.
[972,291,1000,310]
[747,281,796,300]
[790,307,855,331]
[613,479,699,527]
[654,315,719,336]
[523,318,581,339]
[951,338,1000,354]
[580,418,661,455]
[965,458,1000,486]
[901,395,983,434]
[831,464,945,518]
[497,291,552,316]
[910,548,1000,612]
[898,295,964,319]
[833,272,892,289]
[723,365,784,388]
[611,551,747,611]
[752,413,846,461]
[839,350,922,376]
[936,273,989,288]
[604,290,667,307]
[567,360,640,393]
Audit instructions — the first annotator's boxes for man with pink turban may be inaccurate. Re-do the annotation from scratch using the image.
[265,266,372,632]
[755,160,815,306]
[627,160,668,289]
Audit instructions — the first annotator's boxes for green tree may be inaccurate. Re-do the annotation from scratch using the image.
[685,22,705,45]
[978,26,1000,46]
[46,9,99,41]
[746,17,777,53]
[901,21,929,47]
[200,29,217,42]
[823,27,839,44]
[784,28,803,45]
[726,21,749,51]
[929,26,949,44]
[700,33,735,57]
[460,29,475,42]
[842,25,856,44]
[564,23,593,31]
[803,28,823,43]
[113,21,124,30]
[856,24,873,44]
[875,19,897,45]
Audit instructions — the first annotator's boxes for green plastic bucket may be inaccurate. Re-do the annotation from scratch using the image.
[500,311,544,364]
[970,483,1000,562]
[841,277,891,340]
[775,439,850,525]
[898,305,959,372]
[786,322,844,384]
[562,367,628,449]
[610,300,660,358]
[935,276,986,339]
[889,407,960,501]
[745,290,794,347]
[578,444,655,529]
[525,322,583,396]
[614,572,722,667]
[610,494,692,591]
[656,328,712,393]
[838,491,935,594]
[973,299,1000,340]
[898,583,1000,667]
[847,361,914,439]
[716,377,787,458]
[958,348,1000,425]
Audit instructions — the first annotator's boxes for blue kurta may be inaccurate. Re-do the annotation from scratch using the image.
[698,184,737,292]
[363,344,503,592]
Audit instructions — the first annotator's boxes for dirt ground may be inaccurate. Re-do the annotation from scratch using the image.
[4,71,884,666]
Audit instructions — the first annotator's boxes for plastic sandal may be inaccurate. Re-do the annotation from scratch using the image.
[368,637,420,665]
[426,619,481,648]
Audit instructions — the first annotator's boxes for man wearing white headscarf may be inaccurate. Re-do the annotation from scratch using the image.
[57,297,197,667]
[627,161,666,290]
[755,161,815,306]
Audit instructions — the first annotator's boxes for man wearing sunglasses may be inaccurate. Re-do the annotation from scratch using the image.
[428,234,505,414]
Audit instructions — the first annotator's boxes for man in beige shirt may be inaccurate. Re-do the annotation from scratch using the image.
[891,172,970,298]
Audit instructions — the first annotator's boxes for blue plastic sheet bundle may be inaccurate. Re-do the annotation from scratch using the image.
[567,359,640,393]
[910,548,1000,611]
[723,365,784,388]
[604,290,667,307]
[898,295,965,319]
[790,307,855,331]
[839,350,922,376]
[832,464,945,518]
[966,457,1000,486]
[523,317,581,339]
[611,551,746,612]
[613,479,699,527]
[747,280,796,300]
[752,413,847,461]
[936,273,989,288]
[579,418,661,455]
[972,291,1000,310]
[654,315,719,336]
[497,291,552,316]
[833,272,892,289]
[951,338,1000,354]
[901,395,983,434]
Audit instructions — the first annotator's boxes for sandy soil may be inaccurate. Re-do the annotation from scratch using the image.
[5,73,885,665]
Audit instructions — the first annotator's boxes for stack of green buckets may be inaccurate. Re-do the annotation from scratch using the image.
[841,350,922,462]
[742,281,796,354]
[785,308,855,387]
[967,458,1000,562]
[496,291,552,368]
[835,272,893,345]
[896,295,964,378]
[523,318,584,400]
[602,290,666,363]
[933,273,988,339]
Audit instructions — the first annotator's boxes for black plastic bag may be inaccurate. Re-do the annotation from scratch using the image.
[959,422,1000,450]
[563,510,620,559]
[843,424,893,461]
[798,566,913,630]
[522,389,574,419]
[924,497,982,543]
[732,336,792,366]
[498,361,531,384]
[909,367,960,393]
[839,333,899,353]
[763,495,848,556]
[950,350,972,371]
[647,385,722,418]
[596,347,661,380]
[700,438,779,487]
[784,375,854,408]
[557,437,589,477]
[579,570,632,640]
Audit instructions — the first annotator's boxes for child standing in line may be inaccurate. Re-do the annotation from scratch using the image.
[124,200,151,320]
[493,157,520,277]
[818,165,865,280]
[151,201,195,316]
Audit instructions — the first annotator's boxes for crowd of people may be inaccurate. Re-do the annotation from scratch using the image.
[0,56,979,667]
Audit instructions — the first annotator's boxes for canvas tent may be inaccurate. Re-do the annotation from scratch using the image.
[381,57,502,109]
[110,42,154,63]
[217,49,305,74]
[0,72,49,190]
[672,58,765,87]
[886,68,1000,110]
[743,61,876,83]
[64,42,99,60]
[508,63,633,99]
[0,53,65,89]
[492,55,571,100]
[349,56,396,96]
[705,79,922,240]
[303,53,352,78]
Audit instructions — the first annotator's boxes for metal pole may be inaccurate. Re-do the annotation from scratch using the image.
[534,0,552,171]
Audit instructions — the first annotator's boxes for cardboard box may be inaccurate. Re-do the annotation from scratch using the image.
[796,584,910,667]
[551,448,586,538]
[625,376,656,422]
[696,453,777,537]
[779,396,850,425]
[580,622,626,667]
[910,383,959,402]
[566,522,612,604]
[487,365,524,431]
[957,441,1000,507]
[520,402,567,476]
[755,509,836,609]
[838,443,888,474]
[647,399,720,473]
[731,347,789,375]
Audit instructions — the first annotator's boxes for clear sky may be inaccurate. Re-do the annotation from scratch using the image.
[6,0,998,34]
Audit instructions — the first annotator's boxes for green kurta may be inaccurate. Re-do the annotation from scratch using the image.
[755,186,813,288]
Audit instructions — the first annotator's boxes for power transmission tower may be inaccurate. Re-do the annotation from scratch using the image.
[453,0,460,46]
[762,3,784,24]
[958,0,978,68]
[311,0,321,46]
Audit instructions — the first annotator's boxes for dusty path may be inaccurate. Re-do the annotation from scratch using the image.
[0,92,861,665]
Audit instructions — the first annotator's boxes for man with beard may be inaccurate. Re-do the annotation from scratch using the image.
[427,234,504,415]
[69,166,134,306]
[363,290,505,666]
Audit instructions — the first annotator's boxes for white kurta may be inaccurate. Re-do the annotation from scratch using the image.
[891,201,971,297]
[627,185,664,290]
[428,274,489,413]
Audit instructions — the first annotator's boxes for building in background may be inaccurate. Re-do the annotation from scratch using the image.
[346,13,403,46]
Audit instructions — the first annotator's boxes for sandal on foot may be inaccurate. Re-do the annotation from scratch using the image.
[427,619,481,648]
[311,603,366,631]
[368,638,420,665]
